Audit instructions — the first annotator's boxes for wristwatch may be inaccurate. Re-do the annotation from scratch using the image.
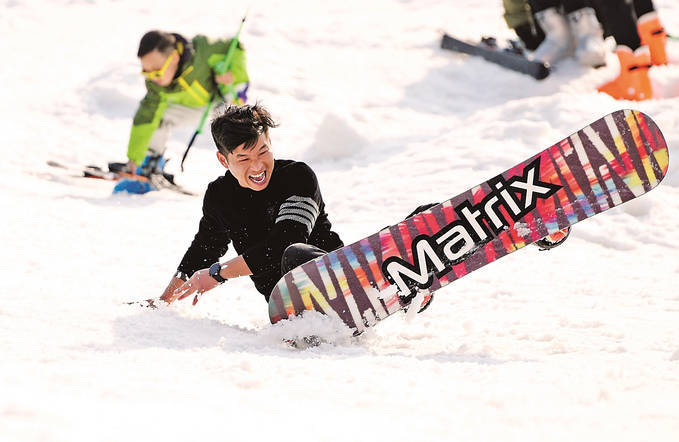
[209,262,227,284]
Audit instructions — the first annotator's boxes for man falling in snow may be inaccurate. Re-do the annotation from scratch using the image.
[160,103,344,305]
[159,103,569,308]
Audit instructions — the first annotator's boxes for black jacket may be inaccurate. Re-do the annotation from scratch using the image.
[178,159,343,299]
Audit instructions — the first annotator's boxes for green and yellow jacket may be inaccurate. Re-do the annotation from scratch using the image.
[502,0,535,29]
[127,34,249,165]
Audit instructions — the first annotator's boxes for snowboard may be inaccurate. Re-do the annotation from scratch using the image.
[440,33,550,80]
[268,110,669,335]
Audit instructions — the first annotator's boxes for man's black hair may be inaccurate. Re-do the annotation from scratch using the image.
[211,103,279,156]
[137,31,176,57]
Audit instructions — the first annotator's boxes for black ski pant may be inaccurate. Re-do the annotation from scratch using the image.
[529,0,588,14]
[591,0,641,50]
[530,0,655,51]
[281,203,441,275]
[281,243,329,274]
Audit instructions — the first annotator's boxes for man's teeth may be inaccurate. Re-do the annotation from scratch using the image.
[250,171,266,183]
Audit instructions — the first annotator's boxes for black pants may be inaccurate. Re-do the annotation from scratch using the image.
[592,0,641,49]
[280,203,439,276]
[530,0,588,14]
[280,243,329,274]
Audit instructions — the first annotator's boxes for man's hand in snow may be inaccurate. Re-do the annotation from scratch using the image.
[159,277,187,304]
[173,269,219,305]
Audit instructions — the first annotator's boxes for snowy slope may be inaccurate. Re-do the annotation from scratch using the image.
[2,0,679,441]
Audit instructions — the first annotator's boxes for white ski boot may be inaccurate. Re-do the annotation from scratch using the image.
[532,7,574,66]
[568,7,607,67]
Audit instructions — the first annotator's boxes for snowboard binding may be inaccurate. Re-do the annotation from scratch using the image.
[534,227,571,250]
[400,289,435,314]
[480,36,525,56]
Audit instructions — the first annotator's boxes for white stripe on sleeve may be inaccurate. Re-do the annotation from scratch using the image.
[275,214,313,233]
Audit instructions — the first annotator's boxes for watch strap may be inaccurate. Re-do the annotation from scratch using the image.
[209,262,227,284]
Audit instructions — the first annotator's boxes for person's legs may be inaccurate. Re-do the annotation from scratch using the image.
[530,0,560,11]
[634,0,667,65]
[633,0,655,18]
[529,0,575,65]
[503,0,546,51]
[596,0,653,100]
[561,0,586,14]
[514,22,547,51]
[132,103,208,180]
[147,104,207,157]
[565,0,606,67]
[599,0,641,50]
[281,243,328,274]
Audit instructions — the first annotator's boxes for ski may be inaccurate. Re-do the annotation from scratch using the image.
[440,33,550,80]
[268,110,669,335]
[46,160,196,196]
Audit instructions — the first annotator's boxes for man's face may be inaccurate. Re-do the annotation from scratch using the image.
[140,49,179,87]
[218,133,275,191]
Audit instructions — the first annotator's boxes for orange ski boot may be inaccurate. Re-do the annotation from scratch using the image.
[637,12,668,66]
[597,45,653,101]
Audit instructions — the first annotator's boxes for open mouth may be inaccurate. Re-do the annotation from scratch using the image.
[249,171,267,185]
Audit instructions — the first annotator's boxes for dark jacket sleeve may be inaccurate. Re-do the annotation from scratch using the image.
[177,184,231,275]
[242,164,321,274]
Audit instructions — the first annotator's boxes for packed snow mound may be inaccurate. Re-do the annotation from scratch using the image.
[304,112,368,162]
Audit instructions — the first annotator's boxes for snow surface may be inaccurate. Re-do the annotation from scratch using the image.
[2,1,679,441]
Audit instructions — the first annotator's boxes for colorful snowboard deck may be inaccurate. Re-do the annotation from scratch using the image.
[268,110,669,334]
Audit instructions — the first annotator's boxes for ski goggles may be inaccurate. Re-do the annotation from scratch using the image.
[142,49,177,80]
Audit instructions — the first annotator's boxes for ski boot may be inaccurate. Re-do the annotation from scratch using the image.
[109,154,175,183]
[135,154,181,190]
[597,45,653,101]
[137,154,165,177]
[111,154,177,194]
[534,226,571,250]
[637,12,667,66]
[531,7,574,66]
[568,7,606,68]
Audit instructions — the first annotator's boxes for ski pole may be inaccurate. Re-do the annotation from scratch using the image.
[180,11,249,172]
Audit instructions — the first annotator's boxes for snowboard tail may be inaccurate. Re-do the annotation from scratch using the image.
[268,110,669,334]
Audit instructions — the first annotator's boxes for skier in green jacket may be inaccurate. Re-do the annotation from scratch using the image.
[118,30,249,181]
